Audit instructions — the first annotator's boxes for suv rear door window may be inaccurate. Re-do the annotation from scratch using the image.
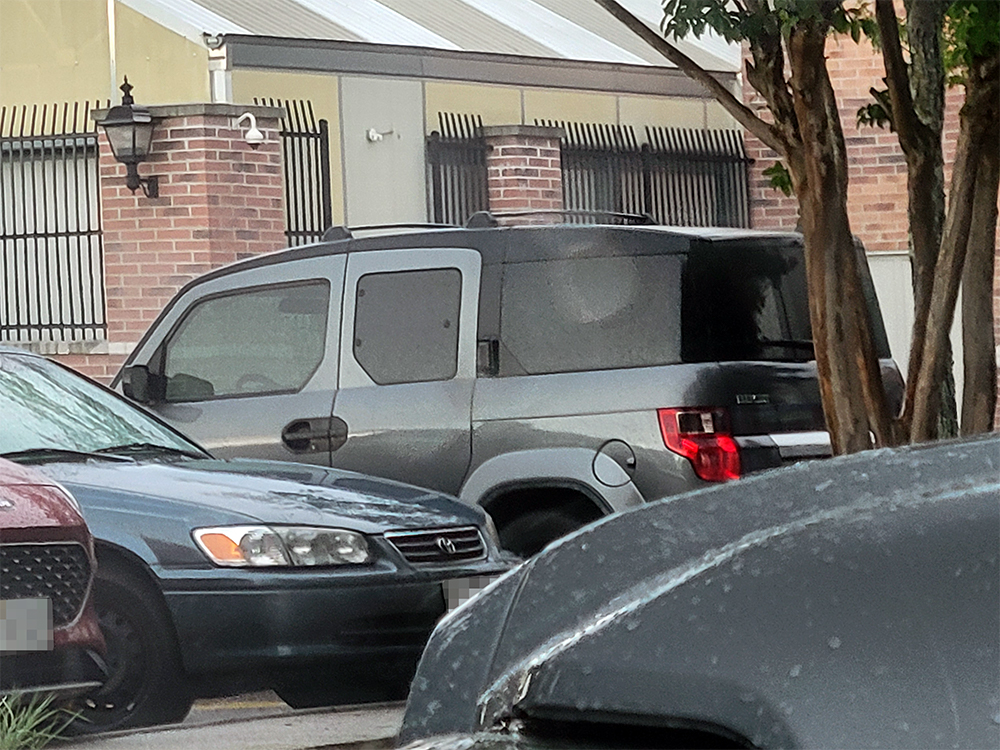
[353,268,462,385]
[681,244,813,363]
[499,255,683,375]
[163,281,330,401]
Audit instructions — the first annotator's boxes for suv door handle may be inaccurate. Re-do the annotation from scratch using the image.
[282,417,348,454]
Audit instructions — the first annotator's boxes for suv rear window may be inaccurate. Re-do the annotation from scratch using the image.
[499,255,683,375]
[498,242,821,376]
[681,244,813,363]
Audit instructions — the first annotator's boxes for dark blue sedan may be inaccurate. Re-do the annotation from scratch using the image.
[0,347,512,733]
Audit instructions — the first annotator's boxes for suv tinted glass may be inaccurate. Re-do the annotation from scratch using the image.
[354,268,462,385]
[163,281,330,401]
[681,244,812,363]
[499,255,683,375]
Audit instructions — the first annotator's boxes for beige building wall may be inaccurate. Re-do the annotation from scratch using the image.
[0,0,206,108]
[523,89,617,126]
[0,0,110,105]
[425,81,742,138]
[425,82,521,131]
[113,3,207,104]
[232,69,345,226]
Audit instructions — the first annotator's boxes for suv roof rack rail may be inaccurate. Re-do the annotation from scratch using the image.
[320,222,460,242]
[465,210,656,228]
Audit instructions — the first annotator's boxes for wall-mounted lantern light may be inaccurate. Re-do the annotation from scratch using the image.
[96,77,159,198]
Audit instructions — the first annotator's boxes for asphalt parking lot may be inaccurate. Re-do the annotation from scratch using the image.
[57,694,403,750]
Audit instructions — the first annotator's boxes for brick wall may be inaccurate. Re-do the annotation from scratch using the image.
[483,125,564,219]
[42,103,286,383]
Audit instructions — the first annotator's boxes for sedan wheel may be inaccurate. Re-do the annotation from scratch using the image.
[66,566,193,734]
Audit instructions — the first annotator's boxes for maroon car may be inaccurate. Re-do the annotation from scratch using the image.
[0,458,105,698]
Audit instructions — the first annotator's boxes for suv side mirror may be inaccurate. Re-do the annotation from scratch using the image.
[122,365,166,404]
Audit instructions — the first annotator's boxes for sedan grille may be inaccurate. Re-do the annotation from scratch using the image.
[0,543,91,627]
[384,527,486,565]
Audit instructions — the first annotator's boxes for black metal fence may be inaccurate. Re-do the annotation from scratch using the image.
[426,113,489,226]
[255,99,332,246]
[0,102,106,343]
[426,114,751,228]
[540,121,751,228]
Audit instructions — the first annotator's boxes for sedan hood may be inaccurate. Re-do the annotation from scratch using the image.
[38,457,486,534]
[401,435,1000,749]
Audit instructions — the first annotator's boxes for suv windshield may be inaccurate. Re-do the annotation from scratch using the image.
[0,353,203,459]
[682,243,813,363]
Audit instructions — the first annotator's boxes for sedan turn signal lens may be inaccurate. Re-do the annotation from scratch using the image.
[193,526,370,567]
[194,526,289,566]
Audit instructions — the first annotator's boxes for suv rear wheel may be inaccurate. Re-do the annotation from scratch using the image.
[489,488,604,557]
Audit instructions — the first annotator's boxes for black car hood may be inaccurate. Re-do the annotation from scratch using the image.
[401,435,1000,749]
[38,457,485,534]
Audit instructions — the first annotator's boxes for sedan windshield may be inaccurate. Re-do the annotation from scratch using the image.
[0,353,205,459]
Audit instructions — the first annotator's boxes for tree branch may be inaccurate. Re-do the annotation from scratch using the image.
[593,0,788,154]
[875,0,921,152]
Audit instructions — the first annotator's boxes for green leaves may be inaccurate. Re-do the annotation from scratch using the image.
[763,161,794,195]
[660,0,880,43]
[857,86,894,130]
[944,0,1000,84]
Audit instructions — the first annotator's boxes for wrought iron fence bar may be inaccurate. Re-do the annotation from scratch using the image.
[0,102,105,341]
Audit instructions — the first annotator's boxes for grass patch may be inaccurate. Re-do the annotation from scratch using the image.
[0,693,77,750]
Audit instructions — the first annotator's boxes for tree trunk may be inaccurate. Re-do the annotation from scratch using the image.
[786,22,895,453]
[878,0,950,438]
[910,51,999,440]
[960,101,1000,434]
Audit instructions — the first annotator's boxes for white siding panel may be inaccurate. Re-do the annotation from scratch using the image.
[461,0,647,64]
[294,0,460,48]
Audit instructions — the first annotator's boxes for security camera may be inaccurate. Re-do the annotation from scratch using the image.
[237,112,265,150]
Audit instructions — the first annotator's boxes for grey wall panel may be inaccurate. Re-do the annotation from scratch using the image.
[340,77,427,225]
[867,250,963,408]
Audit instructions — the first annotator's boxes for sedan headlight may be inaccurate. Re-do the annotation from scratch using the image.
[193,526,370,567]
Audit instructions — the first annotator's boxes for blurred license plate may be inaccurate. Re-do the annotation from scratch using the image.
[0,598,53,652]
[443,576,499,612]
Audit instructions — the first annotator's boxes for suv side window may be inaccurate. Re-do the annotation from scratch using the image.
[162,281,330,401]
[499,255,683,375]
[353,268,461,385]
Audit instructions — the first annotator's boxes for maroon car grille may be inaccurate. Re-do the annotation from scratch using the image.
[0,543,91,627]
[384,527,486,564]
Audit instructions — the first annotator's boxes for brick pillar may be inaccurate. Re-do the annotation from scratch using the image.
[48,103,286,383]
[483,125,563,221]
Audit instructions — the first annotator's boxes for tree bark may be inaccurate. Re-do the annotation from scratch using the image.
[877,0,948,438]
[960,97,1000,434]
[910,51,999,440]
[786,21,894,453]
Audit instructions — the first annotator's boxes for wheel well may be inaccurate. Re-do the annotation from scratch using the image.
[482,484,606,530]
[92,542,179,632]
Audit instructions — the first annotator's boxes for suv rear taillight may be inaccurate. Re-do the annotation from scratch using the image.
[658,407,740,482]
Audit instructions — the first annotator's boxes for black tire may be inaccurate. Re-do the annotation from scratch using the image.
[65,565,193,734]
[497,509,587,557]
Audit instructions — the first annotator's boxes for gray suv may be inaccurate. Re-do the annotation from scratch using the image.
[114,216,903,555]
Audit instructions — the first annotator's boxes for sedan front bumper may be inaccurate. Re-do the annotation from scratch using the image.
[158,560,510,677]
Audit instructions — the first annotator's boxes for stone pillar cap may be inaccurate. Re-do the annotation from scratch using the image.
[481,124,564,139]
[92,102,285,121]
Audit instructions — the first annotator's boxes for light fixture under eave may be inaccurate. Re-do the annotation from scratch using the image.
[96,77,159,198]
